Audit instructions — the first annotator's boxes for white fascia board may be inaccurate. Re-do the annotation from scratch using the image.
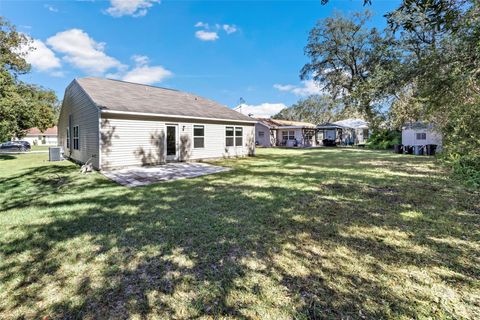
[101,109,257,124]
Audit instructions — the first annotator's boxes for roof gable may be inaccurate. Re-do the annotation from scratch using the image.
[74,78,254,122]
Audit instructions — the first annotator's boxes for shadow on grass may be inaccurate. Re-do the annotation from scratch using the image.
[0,149,478,319]
[0,154,17,160]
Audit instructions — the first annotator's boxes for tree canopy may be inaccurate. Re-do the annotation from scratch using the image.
[300,11,399,126]
[279,0,479,185]
[273,95,361,125]
[0,18,57,142]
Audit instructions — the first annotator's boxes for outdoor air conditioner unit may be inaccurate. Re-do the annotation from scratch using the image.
[49,147,63,162]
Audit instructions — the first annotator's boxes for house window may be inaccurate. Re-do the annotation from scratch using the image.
[226,126,243,146]
[193,125,205,148]
[258,131,265,137]
[235,127,243,146]
[73,126,79,150]
[282,130,295,141]
[66,127,70,149]
[416,132,426,140]
[226,127,234,146]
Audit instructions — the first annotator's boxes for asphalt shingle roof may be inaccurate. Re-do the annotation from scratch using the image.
[256,118,316,128]
[26,126,58,135]
[75,77,255,122]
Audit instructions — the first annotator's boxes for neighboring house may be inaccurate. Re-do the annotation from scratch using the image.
[402,122,442,150]
[16,126,58,146]
[317,118,369,145]
[316,122,344,144]
[255,118,317,147]
[57,78,256,170]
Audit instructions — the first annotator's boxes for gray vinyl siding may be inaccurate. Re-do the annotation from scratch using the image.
[100,113,255,169]
[57,80,100,169]
[255,123,272,147]
[100,117,167,168]
[190,123,255,160]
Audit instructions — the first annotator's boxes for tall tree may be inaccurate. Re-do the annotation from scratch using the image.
[0,18,57,142]
[273,95,358,124]
[300,11,399,126]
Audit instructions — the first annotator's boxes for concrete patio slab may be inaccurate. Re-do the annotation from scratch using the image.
[102,162,230,187]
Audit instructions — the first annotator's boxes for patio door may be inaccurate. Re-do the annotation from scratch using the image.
[165,125,179,161]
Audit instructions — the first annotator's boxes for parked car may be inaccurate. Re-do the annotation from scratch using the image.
[17,140,31,150]
[0,141,29,152]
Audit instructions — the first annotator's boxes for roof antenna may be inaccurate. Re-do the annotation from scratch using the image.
[234,97,246,114]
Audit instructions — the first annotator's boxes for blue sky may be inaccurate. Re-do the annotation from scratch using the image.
[3,0,400,117]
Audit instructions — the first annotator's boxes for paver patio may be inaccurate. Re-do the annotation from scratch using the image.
[102,162,230,186]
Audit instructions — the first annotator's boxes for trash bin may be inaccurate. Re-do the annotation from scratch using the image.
[425,144,437,156]
[394,144,403,154]
[403,145,413,154]
[414,145,424,155]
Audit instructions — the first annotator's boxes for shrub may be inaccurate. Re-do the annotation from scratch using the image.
[442,153,480,189]
[366,130,401,149]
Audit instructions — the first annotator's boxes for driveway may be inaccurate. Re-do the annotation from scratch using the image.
[102,162,230,187]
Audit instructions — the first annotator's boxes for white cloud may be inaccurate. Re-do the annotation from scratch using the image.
[223,24,237,34]
[234,103,287,118]
[273,80,324,97]
[44,4,58,12]
[194,21,237,41]
[107,54,172,85]
[122,66,172,84]
[47,29,123,74]
[195,30,219,41]
[20,38,61,72]
[131,54,149,66]
[194,21,209,28]
[121,65,172,84]
[106,0,160,17]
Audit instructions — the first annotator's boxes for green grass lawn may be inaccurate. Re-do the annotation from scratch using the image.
[0,148,478,319]
[30,145,51,152]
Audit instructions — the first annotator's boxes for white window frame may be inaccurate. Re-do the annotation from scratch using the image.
[282,130,295,141]
[226,126,234,147]
[416,132,427,140]
[226,126,243,147]
[235,127,243,147]
[193,125,205,149]
[73,126,79,150]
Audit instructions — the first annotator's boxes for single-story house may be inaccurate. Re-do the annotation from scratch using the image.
[317,118,369,145]
[15,126,58,146]
[58,78,256,170]
[255,118,317,147]
[402,122,442,151]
